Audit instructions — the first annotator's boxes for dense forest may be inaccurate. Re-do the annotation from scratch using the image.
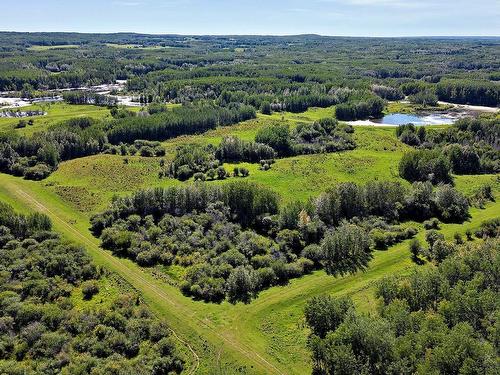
[0,202,184,374]
[305,237,499,375]
[1,33,499,108]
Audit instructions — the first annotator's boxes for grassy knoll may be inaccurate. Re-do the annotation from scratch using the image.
[0,103,113,135]
[1,172,498,375]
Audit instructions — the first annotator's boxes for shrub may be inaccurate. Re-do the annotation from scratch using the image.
[474,218,500,238]
[409,89,438,106]
[24,163,51,181]
[216,166,228,179]
[255,123,291,156]
[226,267,256,304]
[139,146,155,157]
[434,185,470,222]
[453,232,463,244]
[16,120,27,129]
[321,224,372,277]
[399,149,452,184]
[176,165,193,181]
[206,169,216,180]
[260,101,272,115]
[304,295,354,338]
[81,280,99,300]
[193,172,206,181]
[425,230,445,248]
[239,167,249,177]
[465,229,473,241]
[409,238,423,262]
[423,218,440,230]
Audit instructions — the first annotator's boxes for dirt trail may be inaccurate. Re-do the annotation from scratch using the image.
[5,181,285,375]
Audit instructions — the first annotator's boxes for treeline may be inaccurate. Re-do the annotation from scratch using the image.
[255,119,356,157]
[0,120,107,180]
[305,238,499,375]
[168,138,275,181]
[314,180,470,224]
[63,91,118,106]
[0,201,184,374]
[89,179,472,303]
[335,97,385,121]
[371,84,404,101]
[436,79,500,106]
[215,136,276,163]
[90,181,280,232]
[398,117,500,184]
[106,104,256,144]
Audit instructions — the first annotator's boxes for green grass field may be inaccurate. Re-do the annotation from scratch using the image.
[45,108,413,213]
[0,103,113,135]
[27,44,80,51]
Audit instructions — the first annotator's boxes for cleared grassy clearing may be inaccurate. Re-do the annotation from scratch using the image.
[47,119,409,214]
[45,154,177,212]
[0,103,113,135]
[27,44,80,51]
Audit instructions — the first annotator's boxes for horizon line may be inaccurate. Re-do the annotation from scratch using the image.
[1,30,499,39]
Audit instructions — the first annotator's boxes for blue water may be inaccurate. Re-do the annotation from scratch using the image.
[373,113,457,126]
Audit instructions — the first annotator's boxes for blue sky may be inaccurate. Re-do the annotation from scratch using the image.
[2,0,499,36]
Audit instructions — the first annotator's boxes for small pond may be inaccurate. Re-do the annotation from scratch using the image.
[372,112,460,126]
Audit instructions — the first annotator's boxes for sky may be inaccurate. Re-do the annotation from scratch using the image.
[2,0,499,37]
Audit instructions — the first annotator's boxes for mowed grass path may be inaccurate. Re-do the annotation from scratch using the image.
[1,171,498,374]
